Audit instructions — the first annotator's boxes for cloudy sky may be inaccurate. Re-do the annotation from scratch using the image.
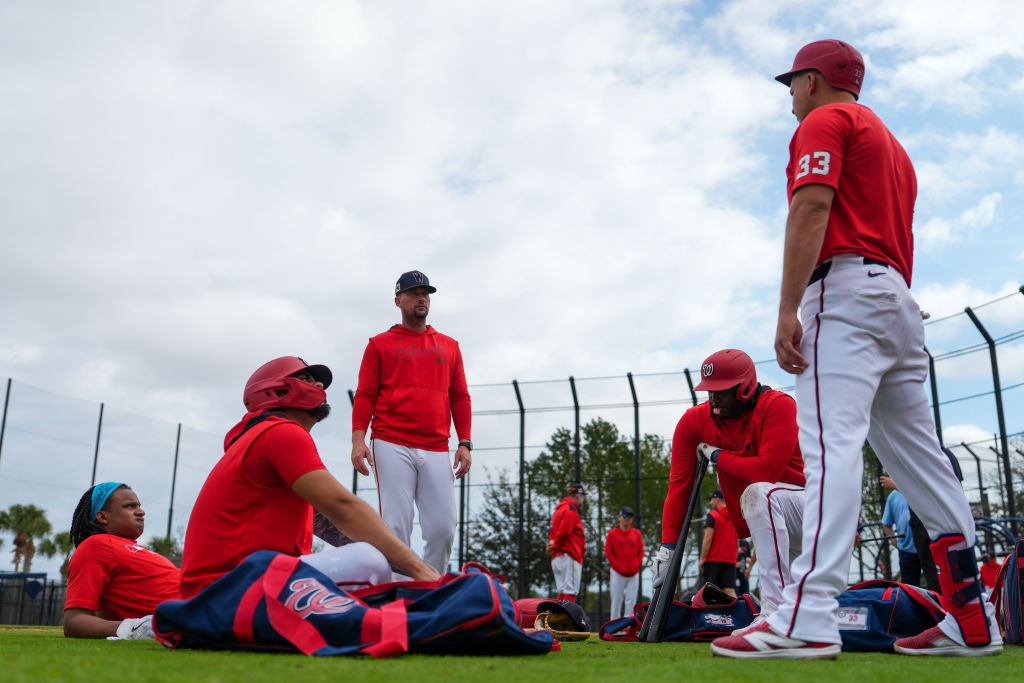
[2,1,1023,579]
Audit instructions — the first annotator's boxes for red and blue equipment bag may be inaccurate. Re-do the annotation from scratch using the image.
[154,551,553,657]
[991,539,1024,645]
[600,583,759,642]
[835,580,945,652]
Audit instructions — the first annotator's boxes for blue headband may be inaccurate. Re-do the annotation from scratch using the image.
[91,482,125,519]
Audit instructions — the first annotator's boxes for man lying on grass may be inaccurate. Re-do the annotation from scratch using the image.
[64,482,180,639]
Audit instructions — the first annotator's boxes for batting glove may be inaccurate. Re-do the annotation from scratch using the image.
[109,615,155,641]
[696,442,722,465]
[652,544,674,588]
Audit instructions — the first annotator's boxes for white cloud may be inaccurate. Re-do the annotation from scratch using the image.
[916,192,1001,247]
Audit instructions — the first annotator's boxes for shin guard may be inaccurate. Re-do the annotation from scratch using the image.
[930,534,991,646]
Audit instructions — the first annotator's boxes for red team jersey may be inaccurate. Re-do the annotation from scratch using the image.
[705,507,740,564]
[549,497,586,563]
[788,103,917,283]
[662,388,804,541]
[605,526,644,577]
[179,413,326,598]
[65,534,180,619]
[353,325,471,451]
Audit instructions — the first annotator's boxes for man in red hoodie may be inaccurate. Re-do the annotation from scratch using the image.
[655,349,805,626]
[352,271,472,576]
[548,483,586,603]
[605,506,643,619]
[180,357,438,599]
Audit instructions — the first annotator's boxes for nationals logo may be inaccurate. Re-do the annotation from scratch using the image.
[702,363,714,378]
[283,578,358,619]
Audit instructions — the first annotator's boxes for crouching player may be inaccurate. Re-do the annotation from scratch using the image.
[64,483,180,639]
[179,357,438,599]
[655,349,805,630]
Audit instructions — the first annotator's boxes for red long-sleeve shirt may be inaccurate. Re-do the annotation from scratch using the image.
[549,497,585,563]
[605,526,644,577]
[661,387,804,541]
[352,325,471,451]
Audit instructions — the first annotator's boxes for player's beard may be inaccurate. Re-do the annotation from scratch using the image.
[307,402,331,423]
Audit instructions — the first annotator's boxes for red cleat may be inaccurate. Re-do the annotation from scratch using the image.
[894,626,1001,657]
[711,622,840,660]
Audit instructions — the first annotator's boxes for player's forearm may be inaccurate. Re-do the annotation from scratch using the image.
[451,398,472,441]
[63,609,120,638]
[324,495,431,577]
[700,533,712,561]
[352,429,367,445]
[779,185,834,314]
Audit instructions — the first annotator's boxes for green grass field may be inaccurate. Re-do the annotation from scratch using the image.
[2,626,1021,681]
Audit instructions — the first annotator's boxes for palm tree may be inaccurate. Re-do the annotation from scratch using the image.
[38,530,74,582]
[147,535,183,567]
[0,504,53,573]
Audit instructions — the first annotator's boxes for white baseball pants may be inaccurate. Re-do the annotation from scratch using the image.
[551,554,582,596]
[740,482,803,616]
[768,255,988,645]
[371,438,456,576]
[300,542,391,589]
[609,568,639,620]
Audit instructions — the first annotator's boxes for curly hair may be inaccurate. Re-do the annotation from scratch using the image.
[70,484,130,547]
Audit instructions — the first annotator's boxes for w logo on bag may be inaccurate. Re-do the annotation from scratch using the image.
[284,578,358,618]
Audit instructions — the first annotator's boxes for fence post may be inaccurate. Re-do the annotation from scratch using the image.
[91,403,104,487]
[347,390,358,494]
[964,307,1016,522]
[0,378,11,469]
[513,379,526,598]
[683,368,697,406]
[960,442,990,517]
[569,376,581,484]
[626,372,643,605]
[875,457,892,581]
[924,347,943,445]
[167,423,182,538]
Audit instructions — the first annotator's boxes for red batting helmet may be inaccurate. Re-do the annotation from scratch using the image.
[695,349,757,402]
[775,39,865,99]
[243,356,333,412]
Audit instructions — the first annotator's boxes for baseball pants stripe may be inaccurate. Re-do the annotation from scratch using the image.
[371,437,456,576]
[609,569,639,620]
[740,482,803,616]
[551,554,582,596]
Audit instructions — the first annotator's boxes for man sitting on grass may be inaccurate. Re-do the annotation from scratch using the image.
[64,482,180,639]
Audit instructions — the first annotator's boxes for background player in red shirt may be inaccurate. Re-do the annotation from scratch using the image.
[547,483,586,603]
[605,506,643,619]
[64,482,180,639]
[655,349,804,627]
[351,271,472,576]
[180,357,437,599]
[699,490,739,598]
[713,39,1001,660]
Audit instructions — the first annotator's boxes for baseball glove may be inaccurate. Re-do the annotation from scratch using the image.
[534,611,592,641]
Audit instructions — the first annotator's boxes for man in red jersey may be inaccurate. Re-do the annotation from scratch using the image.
[655,349,804,628]
[180,357,438,599]
[548,483,586,603]
[699,490,739,598]
[605,506,643,619]
[352,270,472,576]
[713,39,1001,660]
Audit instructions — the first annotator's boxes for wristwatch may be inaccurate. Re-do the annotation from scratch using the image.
[458,440,473,451]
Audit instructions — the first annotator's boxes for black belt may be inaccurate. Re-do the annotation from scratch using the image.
[808,257,890,285]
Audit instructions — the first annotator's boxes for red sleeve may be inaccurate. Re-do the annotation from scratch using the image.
[662,410,700,545]
[716,393,799,484]
[604,530,617,564]
[65,536,114,612]
[449,342,472,440]
[551,502,576,547]
[790,106,850,195]
[243,422,326,487]
[352,340,380,433]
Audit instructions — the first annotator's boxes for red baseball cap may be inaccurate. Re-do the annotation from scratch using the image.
[776,39,865,99]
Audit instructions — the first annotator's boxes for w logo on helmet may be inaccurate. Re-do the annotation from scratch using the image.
[284,578,358,619]
[702,363,714,378]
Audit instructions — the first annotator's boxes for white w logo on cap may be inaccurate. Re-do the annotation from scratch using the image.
[702,363,714,377]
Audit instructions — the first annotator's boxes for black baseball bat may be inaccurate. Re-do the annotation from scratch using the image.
[639,457,708,642]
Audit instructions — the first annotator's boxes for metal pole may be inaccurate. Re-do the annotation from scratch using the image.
[626,372,643,605]
[875,457,891,581]
[167,423,182,538]
[0,378,11,469]
[924,347,943,445]
[964,307,1016,521]
[91,403,104,487]
[989,445,1008,513]
[597,477,603,619]
[458,462,466,570]
[683,368,698,406]
[513,379,526,598]
[347,390,358,494]
[569,376,581,484]
[960,442,989,517]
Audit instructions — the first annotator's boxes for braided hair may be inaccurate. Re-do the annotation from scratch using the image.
[70,484,130,547]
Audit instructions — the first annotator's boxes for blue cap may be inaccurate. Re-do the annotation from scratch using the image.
[395,270,436,295]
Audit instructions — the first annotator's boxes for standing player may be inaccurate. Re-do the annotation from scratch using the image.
[713,40,1001,658]
[699,490,739,597]
[351,270,472,575]
[655,349,804,626]
[180,356,438,598]
[548,484,586,603]
[605,506,643,620]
